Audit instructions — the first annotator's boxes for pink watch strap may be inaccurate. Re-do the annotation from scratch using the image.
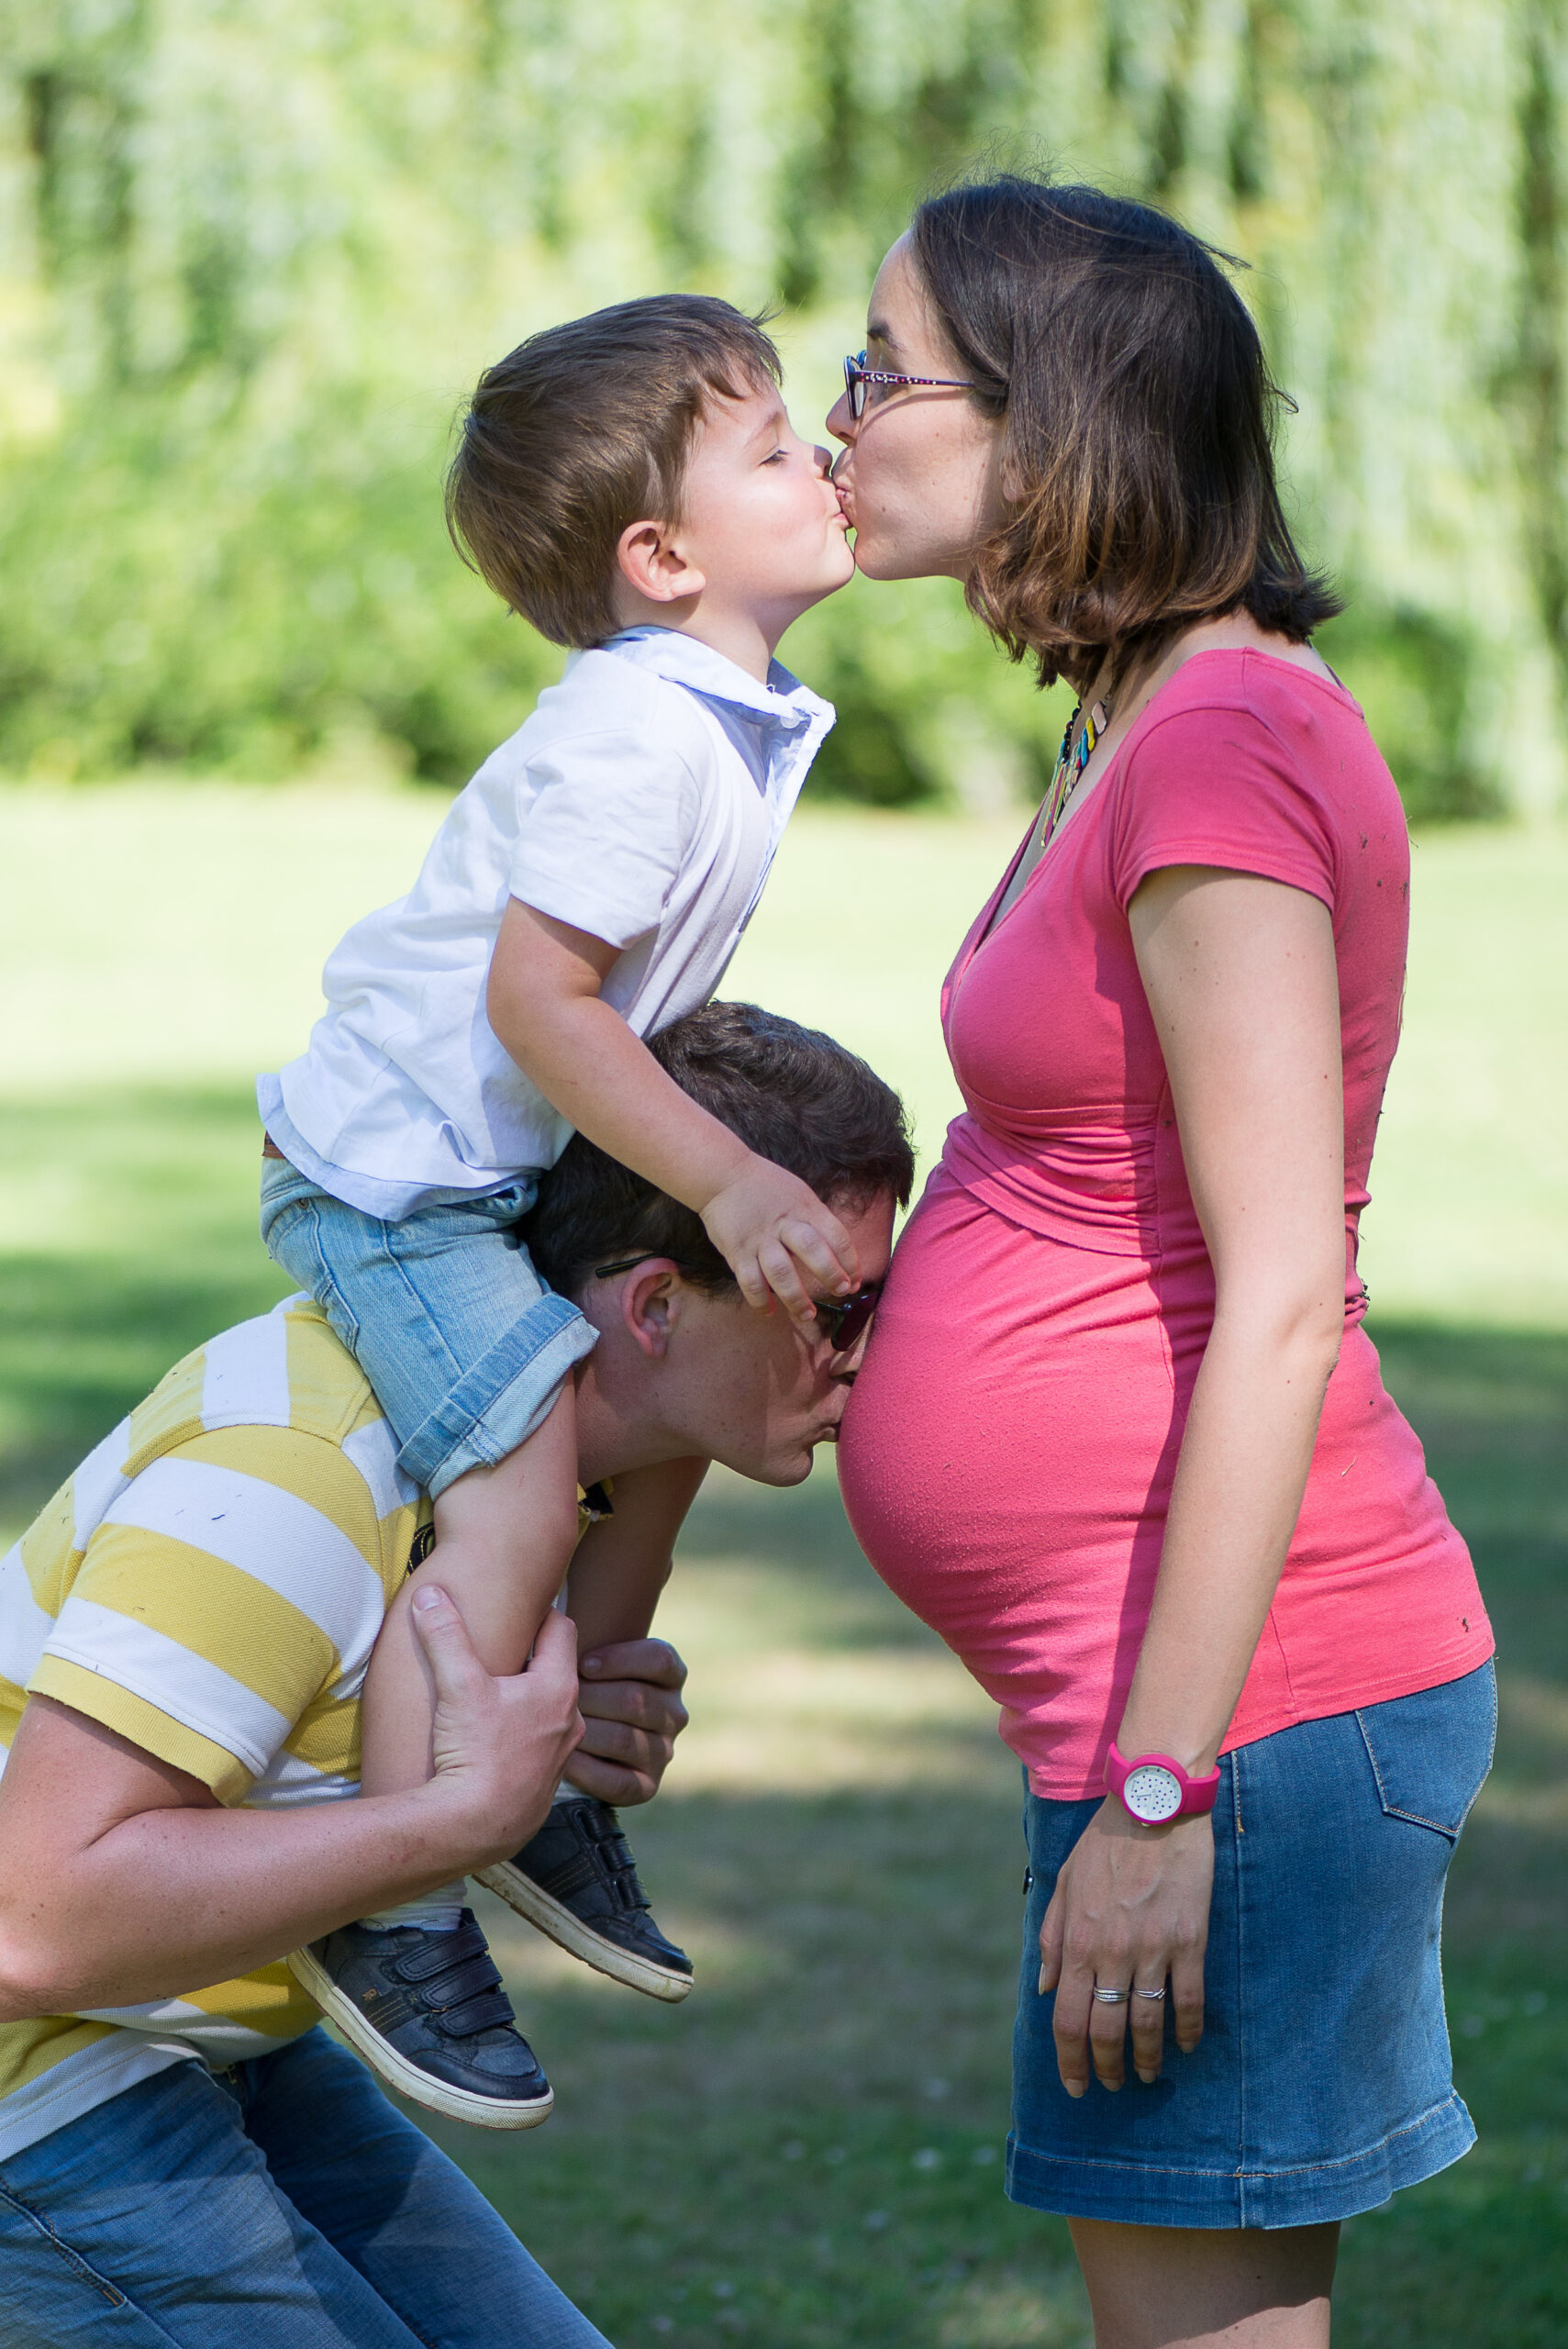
[1105,1742,1221,1818]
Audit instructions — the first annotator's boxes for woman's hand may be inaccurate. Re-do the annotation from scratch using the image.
[1038,1799,1214,2094]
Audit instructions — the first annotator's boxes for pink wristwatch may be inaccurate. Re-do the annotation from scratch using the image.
[1105,1742,1221,1824]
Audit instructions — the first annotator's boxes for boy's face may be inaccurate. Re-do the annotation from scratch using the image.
[675,379,855,627]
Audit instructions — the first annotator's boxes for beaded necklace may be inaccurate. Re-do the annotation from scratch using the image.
[1037,695,1112,851]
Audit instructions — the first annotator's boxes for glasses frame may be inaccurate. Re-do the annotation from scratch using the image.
[592,1252,706,1282]
[842,350,976,420]
[593,1254,882,1353]
[809,1281,883,1354]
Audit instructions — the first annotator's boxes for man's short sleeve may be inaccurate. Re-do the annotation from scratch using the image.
[509,728,701,949]
[28,1425,391,1805]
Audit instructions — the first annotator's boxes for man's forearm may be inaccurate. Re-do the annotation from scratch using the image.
[0,1776,489,2021]
[0,1599,585,2023]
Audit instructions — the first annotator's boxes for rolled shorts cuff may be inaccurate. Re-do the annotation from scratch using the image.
[398,1292,598,1497]
[1005,2087,1477,2230]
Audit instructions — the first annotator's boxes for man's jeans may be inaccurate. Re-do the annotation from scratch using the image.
[0,2029,612,2347]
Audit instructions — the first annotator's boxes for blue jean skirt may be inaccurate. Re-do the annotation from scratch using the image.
[260,1156,596,1498]
[1008,1661,1496,2230]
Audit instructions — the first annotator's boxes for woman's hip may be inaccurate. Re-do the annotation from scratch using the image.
[1009,1663,1496,2228]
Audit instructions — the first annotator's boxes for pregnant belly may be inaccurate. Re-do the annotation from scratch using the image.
[837,1170,1199,1792]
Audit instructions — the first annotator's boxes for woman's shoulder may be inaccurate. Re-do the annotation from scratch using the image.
[1146,643,1362,730]
[1106,647,1406,916]
[1122,644,1396,811]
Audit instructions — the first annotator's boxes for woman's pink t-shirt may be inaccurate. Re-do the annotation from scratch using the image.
[838,651,1491,1800]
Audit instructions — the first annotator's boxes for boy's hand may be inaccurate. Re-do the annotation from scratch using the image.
[699,1153,860,1330]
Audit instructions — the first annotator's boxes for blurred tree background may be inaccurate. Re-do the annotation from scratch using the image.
[2,0,1566,819]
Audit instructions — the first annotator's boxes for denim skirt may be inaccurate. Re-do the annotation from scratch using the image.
[1008,1662,1496,2229]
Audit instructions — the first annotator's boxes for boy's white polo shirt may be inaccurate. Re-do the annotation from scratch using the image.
[259,627,834,1219]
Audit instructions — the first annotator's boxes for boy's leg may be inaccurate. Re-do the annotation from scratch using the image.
[261,1166,595,2119]
[0,2057,427,2348]
[359,1385,584,1801]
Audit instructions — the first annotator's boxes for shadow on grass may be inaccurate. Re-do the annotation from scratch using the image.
[0,1087,292,1527]
[0,1091,1564,2343]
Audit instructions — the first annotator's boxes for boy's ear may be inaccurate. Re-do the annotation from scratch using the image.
[616,519,707,607]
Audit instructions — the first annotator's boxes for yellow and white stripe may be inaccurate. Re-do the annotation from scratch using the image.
[0,1297,428,2159]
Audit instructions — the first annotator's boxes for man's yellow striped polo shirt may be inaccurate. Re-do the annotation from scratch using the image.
[0,1295,431,2158]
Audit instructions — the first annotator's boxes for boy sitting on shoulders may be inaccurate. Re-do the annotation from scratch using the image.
[256,297,869,2119]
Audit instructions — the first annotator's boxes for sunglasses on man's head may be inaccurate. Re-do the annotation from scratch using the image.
[594,1253,882,1353]
[810,1282,883,1354]
[842,350,976,420]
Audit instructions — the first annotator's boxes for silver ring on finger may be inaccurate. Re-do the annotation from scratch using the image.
[1132,1985,1168,2001]
[1092,1985,1131,2005]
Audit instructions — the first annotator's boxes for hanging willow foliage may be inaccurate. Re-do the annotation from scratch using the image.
[1,0,1563,815]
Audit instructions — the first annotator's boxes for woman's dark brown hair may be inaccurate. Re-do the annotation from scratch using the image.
[908,175,1340,694]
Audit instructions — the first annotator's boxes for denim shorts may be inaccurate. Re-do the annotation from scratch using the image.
[1008,1660,1496,2229]
[260,1155,596,1498]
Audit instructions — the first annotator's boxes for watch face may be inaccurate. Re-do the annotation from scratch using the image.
[1122,1763,1184,1823]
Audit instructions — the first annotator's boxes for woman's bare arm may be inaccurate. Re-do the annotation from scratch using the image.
[1116,864,1347,1765]
[1040,867,1346,2096]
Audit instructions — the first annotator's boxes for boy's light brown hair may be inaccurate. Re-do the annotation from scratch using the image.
[445,295,781,649]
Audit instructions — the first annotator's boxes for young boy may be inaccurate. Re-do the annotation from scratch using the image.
[257,295,862,2122]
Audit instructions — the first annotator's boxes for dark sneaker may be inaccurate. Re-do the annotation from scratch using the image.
[288,1911,553,2130]
[477,1796,694,2003]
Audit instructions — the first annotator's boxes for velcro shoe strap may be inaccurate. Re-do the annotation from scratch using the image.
[566,1809,652,1912]
[434,1988,518,2038]
[394,1921,492,1983]
[420,1954,507,2014]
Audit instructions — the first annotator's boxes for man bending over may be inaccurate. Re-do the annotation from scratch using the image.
[0,1003,910,2349]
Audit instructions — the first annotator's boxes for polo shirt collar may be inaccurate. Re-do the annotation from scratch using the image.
[601,625,827,729]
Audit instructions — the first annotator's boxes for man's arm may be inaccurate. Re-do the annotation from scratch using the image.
[564,1456,704,1804]
[0,1592,581,2022]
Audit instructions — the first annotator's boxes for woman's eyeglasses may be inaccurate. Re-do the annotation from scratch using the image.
[594,1254,882,1353]
[842,351,975,420]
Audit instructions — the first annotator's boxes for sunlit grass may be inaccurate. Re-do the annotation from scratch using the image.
[1,785,1564,2343]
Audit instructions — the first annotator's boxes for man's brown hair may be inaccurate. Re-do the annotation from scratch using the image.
[908,175,1340,695]
[445,296,782,649]
[524,1001,914,1301]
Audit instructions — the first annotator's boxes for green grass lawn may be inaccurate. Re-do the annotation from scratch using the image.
[2,785,1565,2344]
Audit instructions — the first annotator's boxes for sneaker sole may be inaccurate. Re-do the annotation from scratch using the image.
[474,1864,694,2002]
[286,1946,555,2131]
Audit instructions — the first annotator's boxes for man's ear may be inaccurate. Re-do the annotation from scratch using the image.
[619,1263,684,1358]
[616,518,707,607]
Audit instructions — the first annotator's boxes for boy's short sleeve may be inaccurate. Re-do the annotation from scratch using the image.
[510,729,701,950]
[1106,699,1341,918]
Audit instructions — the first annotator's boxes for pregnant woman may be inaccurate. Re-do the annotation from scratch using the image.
[831,176,1496,2348]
